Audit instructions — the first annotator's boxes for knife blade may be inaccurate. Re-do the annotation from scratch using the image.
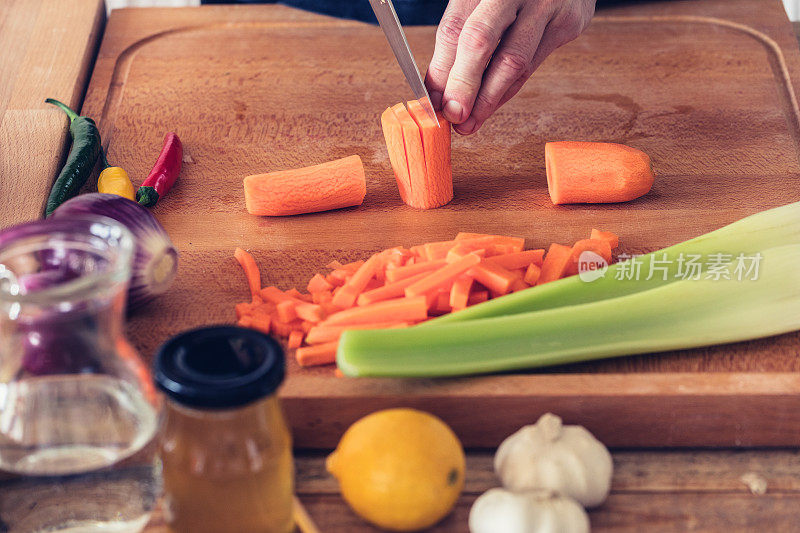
[368,0,440,126]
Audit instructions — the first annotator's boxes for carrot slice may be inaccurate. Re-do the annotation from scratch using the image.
[307,273,334,294]
[385,259,447,283]
[405,253,481,297]
[288,330,304,349]
[545,141,654,205]
[296,341,338,367]
[244,155,366,216]
[321,296,428,326]
[306,322,409,344]
[564,239,613,276]
[484,249,545,270]
[537,243,572,284]
[468,262,516,296]
[590,229,620,249]
[406,99,453,209]
[380,107,413,203]
[524,263,542,285]
[234,248,261,298]
[449,276,473,311]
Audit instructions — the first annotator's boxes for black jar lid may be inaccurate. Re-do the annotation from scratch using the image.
[154,326,285,409]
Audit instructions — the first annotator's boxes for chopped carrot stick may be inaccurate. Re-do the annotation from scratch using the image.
[272,319,303,338]
[455,233,525,251]
[509,279,529,292]
[306,322,409,344]
[357,270,431,306]
[296,341,339,367]
[295,303,326,323]
[446,245,485,262]
[409,244,427,259]
[545,141,654,205]
[430,291,452,314]
[405,253,481,297]
[538,243,572,284]
[467,290,489,305]
[234,248,262,298]
[341,260,365,271]
[565,239,613,276]
[235,302,254,319]
[250,314,272,334]
[244,155,366,216]
[288,330,304,349]
[238,316,253,328]
[484,249,545,270]
[524,263,542,285]
[449,276,473,311]
[312,290,333,304]
[321,296,428,326]
[276,300,298,323]
[260,286,303,305]
[385,259,447,283]
[468,262,516,296]
[590,229,619,249]
[332,253,383,308]
[307,273,333,294]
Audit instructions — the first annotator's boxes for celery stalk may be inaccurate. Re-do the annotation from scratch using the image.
[337,245,800,377]
[427,201,800,325]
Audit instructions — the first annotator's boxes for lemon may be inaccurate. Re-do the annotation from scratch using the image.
[326,408,465,532]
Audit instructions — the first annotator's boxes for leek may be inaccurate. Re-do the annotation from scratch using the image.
[428,201,800,325]
[337,244,800,377]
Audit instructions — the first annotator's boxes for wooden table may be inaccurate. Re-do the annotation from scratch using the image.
[2,1,800,531]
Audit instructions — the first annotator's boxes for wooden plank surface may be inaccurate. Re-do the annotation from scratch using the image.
[142,450,800,532]
[68,0,800,447]
[0,0,105,226]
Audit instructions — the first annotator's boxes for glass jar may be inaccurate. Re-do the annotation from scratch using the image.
[155,326,294,533]
[0,216,160,532]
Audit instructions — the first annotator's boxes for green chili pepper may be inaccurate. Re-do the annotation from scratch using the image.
[44,98,101,217]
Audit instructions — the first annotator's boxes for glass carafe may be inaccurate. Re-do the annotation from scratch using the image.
[0,216,160,533]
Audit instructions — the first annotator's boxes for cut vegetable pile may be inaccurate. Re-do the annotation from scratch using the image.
[233,230,618,368]
[381,98,453,209]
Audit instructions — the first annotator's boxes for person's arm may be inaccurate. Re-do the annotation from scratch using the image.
[426,0,595,135]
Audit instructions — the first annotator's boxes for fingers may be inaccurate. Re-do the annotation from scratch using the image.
[426,0,482,110]
[456,7,547,134]
[440,0,520,124]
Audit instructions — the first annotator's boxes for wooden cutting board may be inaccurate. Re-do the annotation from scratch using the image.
[75,0,800,447]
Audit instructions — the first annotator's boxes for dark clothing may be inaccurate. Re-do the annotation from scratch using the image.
[202,0,448,25]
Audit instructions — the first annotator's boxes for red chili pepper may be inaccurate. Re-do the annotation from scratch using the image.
[136,132,183,207]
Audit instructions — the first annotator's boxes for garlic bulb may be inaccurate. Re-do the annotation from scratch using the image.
[494,413,612,507]
[469,488,589,533]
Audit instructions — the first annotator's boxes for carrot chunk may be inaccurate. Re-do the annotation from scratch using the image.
[565,239,613,276]
[524,263,542,285]
[468,262,516,296]
[244,155,366,216]
[590,229,620,249]
[296,341,339,367]
[545,141,654,205]
[276,300,298,323]
[288,330,304,349]
[538,243,573,284]
[307,273,334,294]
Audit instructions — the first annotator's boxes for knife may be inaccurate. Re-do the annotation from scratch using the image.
[368,0,440,126]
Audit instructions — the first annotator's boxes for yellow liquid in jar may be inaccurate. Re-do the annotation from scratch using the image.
[160,396,294,533]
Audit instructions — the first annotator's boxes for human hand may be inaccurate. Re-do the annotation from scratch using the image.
[426,0,595,135]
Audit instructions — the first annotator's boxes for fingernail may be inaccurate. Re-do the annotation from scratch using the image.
[430,91,443,110]
[454,116,477,135]
[443,100,464,123]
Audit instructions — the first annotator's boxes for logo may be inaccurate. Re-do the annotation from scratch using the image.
[577,251,608,282]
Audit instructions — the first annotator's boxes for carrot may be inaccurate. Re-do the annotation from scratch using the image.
[390,103,428,207]
[295,303,326,323]
[545,141,654,205]
[405,253,481,297]
[467,290,489,305]
[272,318,303,338]
[509,279,529,292]
[468,262,516,296]
[238,316,253,328]
[537,243,573,285]
[235,302,254,319]
[321,296,428,326]
[430,291,452,314]
[250,314,272,334]
[312,290,333,304]
[288,330,304,349]
[357,270,431,306]
[455,233,525,252]
[484,249,545,270]
[564,239,613,276]
[307,273,334,294]
[276,300,298,323]
[449,276,473,311]
[380,107,413,204]
[385,260,447,283]
[524,263,542,285]
[296,341,339,367]
[406,99,453,209]
[306,322,409,344]
[234,248,262,298]
[590,229,619,249]
[244,155,366,216]
[260,286,304,305]
[332,254,382,308]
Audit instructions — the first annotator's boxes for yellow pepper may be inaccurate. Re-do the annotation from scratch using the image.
[98,149,135,200]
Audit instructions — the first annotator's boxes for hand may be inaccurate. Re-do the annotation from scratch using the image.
[426,0,595,135]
